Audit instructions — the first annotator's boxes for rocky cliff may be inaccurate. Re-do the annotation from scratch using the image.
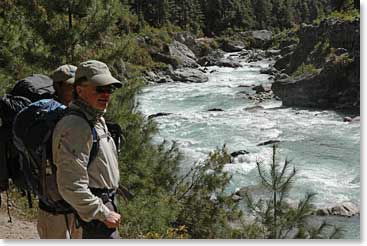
[272,18,360,112]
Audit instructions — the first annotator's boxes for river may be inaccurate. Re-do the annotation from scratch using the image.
[137,53,360,239]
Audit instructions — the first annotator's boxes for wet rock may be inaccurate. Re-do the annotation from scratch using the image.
[265,49,281,58]
[144,70,174,84]
[171,68,209,83]
[198,50,242,68]
[238,84,255,88]
[207,108,224,112]
[221,40,245,52]
[243,105,265,112]
[344,116,360,123]
[168,40,199,68]
[316,202,359,217]
[174,32,214,58]
[274,73,289,80]
[350,175,360,184]
[343,116,353,122]
[244,49,266,63]
[252,84,272,94]
[148,112,172,119]
[230,150,250,158]
[256,140,280,146]
[260,67,278,75]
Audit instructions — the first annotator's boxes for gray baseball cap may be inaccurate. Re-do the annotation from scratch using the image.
[75,60,122,88]
[50,64,77,84]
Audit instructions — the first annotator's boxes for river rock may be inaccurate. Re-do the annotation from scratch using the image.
[174,32,213,58]
[148,112,172,119]
[343,116,360,123]
[274,73,289,80]
[280,44,297,56]
[168,40,198,68]
[256,140,280,146]
[265,49,281,58]
[207,108,224,112]
[252,84,272,94]
[243,105,264,112]
[221,40,245,52]
[230,150,250,158]
[316,202,359,217]
[350,175,360,184]
[170,68,209,83]
[198,50,242,68]
[260,66,278,75]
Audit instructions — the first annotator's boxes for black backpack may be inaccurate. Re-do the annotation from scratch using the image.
[9,74,54,102]
[12,99,99,213]
[0,95,32,192]
[0,74,54,209]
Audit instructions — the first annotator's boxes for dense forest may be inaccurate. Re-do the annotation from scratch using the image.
[0,0,360,239]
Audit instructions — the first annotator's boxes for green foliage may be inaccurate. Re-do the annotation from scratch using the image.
[173,145,241,238]
[271,28,299,49]
[0,0,347,239]
[243,145,342,239]
[327,9,359,21]
[292,63,320,78]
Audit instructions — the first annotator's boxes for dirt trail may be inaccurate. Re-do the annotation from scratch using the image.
[0,196,39,239]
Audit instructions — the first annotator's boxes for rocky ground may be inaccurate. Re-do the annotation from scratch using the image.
[0,194,38,239]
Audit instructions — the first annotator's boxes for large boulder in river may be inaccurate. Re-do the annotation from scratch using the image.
[174,32,213,58]
[241,30,273,49]
[252,83,272,94]
[221,40,245,52]
[198,50,242,68]
[168,41,199,68]
[170,68,209,83]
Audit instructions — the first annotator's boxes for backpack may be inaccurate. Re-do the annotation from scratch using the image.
[9,74,54,102]
[0,95,32,193]
[0,74,54,205]
[12,99,99,213]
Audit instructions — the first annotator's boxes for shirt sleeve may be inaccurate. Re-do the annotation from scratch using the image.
[53,115,111,222]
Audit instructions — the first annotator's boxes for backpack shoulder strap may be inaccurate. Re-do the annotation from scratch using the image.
[64,109,99,167]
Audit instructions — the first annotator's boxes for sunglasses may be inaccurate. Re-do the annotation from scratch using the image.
[95,85,117,94]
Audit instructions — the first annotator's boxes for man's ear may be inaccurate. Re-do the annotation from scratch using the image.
[76,85,83,97]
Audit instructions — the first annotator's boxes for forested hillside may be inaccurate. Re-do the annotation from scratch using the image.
[0,0,360,239]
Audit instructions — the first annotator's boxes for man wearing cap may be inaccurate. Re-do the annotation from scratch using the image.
[53,60,122,239]
[37,64,83,239]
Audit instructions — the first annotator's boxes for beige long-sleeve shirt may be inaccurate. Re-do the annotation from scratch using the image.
[53,101,120,222]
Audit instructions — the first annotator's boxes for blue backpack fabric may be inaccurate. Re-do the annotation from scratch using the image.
[12,99,99,213]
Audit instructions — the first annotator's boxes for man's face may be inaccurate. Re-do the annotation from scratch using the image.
[59,82,73,105]
[77,83,115,111]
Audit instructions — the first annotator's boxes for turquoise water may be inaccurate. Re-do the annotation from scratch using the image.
[137,55,360,239]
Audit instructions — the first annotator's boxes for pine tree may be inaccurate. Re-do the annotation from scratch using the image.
[244,145,342,239]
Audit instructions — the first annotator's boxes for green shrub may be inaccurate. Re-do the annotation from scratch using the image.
[292,63,320,78]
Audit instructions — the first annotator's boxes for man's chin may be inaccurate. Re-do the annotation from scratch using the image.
[93,101,107,110]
